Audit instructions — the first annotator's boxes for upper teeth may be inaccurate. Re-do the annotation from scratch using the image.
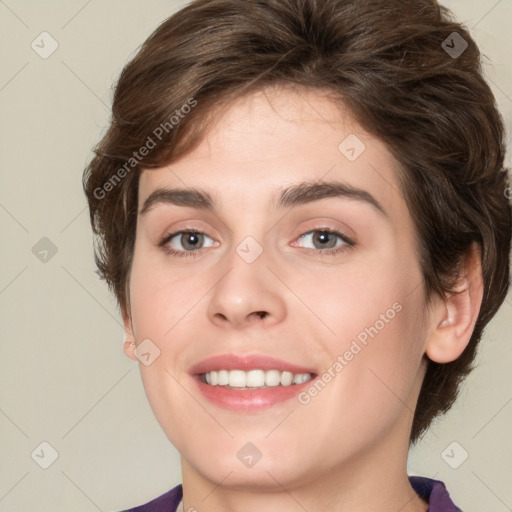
[204,369,312,388]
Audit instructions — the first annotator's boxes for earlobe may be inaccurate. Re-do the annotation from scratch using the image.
[123,340,137,361]
[425,243,484,364]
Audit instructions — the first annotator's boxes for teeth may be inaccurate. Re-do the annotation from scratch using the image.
[229,370,246,388]
[218,370,229,386]
[281,371,294,386]
[246,369,265,387]
[202,369,313,388]
[293,373,312,384]
[265,369,281,387]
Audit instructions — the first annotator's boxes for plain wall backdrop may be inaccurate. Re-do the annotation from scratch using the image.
[0,0,511,510]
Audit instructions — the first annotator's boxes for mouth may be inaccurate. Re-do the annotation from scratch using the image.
[189,354,318,411]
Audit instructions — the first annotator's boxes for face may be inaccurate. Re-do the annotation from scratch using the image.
[123,87,431,490]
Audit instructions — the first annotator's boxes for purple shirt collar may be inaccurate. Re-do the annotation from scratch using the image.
[409,476,462,511]
[123,476,461,511]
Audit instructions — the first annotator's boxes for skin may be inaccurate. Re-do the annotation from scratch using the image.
[122,86,483,512]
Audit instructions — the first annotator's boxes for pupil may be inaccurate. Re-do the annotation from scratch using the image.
[184,233,201,249]
[315,231,334,248]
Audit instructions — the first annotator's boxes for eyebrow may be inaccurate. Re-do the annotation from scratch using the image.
[139,181,387,217]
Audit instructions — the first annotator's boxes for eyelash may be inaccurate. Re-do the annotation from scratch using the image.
[158,228,356,258]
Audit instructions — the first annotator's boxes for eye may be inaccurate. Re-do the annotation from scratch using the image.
[294,228,354,255]
[159,227,355,258]
[159,230,217,257]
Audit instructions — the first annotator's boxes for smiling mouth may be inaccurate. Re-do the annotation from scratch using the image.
[199,369,314,388]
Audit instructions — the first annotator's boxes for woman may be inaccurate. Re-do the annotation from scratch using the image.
[83,0,511,510]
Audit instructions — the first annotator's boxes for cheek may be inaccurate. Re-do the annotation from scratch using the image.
[128,249,208,340]
[284,249,422,348]
[289,250,426,417]
[339,287,426,420]
[300,295,426,452]
[127,249,216,421]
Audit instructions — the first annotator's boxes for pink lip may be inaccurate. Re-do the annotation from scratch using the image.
[189,354,317,412]
[189,354,316,375]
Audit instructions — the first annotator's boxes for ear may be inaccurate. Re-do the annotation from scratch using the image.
[425,243,484,363]
[122,308,138,362]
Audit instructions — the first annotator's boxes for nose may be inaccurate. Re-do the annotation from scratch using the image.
[206,242,287,330]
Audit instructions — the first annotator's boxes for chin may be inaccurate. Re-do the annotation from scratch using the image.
[196,459,311,491]
[178,434,308,485]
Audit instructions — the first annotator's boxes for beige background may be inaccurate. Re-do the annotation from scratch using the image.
[0,0,510,510]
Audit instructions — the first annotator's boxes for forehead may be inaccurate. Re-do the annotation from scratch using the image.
[138,86,406,220]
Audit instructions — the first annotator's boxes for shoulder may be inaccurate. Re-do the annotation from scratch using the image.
[117,484,183,512]
[409,476,462,512]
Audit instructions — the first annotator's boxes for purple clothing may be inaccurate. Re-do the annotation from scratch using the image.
[409,477,462,511]
[122,476,461,511]
[121,484,182,512]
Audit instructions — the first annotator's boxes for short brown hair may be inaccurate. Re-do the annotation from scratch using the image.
[83,0,511,443]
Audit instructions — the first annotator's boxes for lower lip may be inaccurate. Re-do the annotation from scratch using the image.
[194,377,316,412]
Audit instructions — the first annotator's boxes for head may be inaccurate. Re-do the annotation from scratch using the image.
[83,0,511,488]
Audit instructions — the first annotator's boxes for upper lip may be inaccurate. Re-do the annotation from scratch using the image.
[189,354,317,375]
